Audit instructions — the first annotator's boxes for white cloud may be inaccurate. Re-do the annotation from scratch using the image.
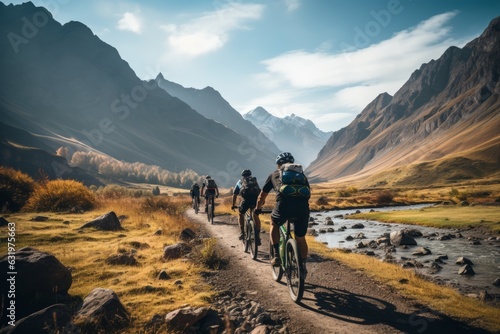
[117,12,142,34]
[251,12,467,131]
[162,3,264,57]
[284,0,301,12]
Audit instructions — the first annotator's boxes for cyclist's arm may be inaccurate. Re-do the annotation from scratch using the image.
[256,191,268,209]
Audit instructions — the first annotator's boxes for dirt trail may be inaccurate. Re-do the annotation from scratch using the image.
[186,209,491,334]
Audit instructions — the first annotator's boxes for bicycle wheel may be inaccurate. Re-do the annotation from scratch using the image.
[249,219,258,260]
[270,240,283,282]
[206,200,212,222]
[243,215,249,253]
[193,198,199,214]
[210,199,214,224]
[286,239,304,303]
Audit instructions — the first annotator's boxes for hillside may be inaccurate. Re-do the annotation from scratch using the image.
[307,16,500,186]
[0,2,276,185]
[244,107,331,166]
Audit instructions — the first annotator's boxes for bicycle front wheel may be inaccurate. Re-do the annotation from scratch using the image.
[249,220,258,260]
[243,219,249,253]
[193,199,199,214]
[286,239,304,303]
[270,240,283,282]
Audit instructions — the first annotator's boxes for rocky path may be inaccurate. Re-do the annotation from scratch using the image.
[186,209,491,334]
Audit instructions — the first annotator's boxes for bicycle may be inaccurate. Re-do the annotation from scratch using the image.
[206,194,215,224]
[232,206,260,260]
[192,196,199,214]
[269,218,305,303]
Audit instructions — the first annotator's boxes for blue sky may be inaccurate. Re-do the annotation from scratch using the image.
[7,0,500,131]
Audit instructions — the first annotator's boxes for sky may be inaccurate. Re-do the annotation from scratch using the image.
[7,0,500,132]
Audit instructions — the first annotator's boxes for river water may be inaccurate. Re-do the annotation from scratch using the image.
[311,204,500,293]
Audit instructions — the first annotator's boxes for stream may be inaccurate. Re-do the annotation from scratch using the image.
[311,204,500,295]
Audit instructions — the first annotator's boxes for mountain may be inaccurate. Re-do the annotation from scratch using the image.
[307,16,500,185]
[243,107,332,166]
[0,2,276,185]
[156,75,280,157]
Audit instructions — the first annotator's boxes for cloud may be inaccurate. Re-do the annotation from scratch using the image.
[252,12,467,130]
[162,3,264,57]
[284,0,301,12]
[117,12,142,34]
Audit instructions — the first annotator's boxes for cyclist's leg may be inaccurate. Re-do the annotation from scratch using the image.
[238,201,248,239]
[270,213,285,266]
[293,208,310,276]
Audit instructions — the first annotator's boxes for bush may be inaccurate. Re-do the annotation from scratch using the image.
[195,238,229,270]
[140,197,185,216]
[374,191,394,205]
[96,184,152,199]
[25,179,95,212]
[0,167,35,212]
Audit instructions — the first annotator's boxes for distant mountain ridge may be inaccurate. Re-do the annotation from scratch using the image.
[307,16,500,185]
[244,107,332,166]
[0,2,276,185]
[155,74,280,157]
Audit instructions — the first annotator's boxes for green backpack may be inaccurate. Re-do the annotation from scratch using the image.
[278,163,310,198]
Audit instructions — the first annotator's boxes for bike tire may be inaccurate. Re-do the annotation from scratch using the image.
[270,240,283,282]
[249,220,258,260]
[286,239,304,303]
[207,203,212,222]
[210,201,214,224]
[193,199,199,214]
[243,217,249,253]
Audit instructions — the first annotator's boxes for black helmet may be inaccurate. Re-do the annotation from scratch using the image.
[205,175,211,179]
[241,169,252,177]
[275,152,294,165]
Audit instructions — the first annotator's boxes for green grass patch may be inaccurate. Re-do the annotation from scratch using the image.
[351,205,500,231]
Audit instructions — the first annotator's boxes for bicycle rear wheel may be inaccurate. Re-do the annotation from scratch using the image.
[270,240,283,282]
[249,220,258,260]
[193,198,199,214]
[286,239,304,303]
[243,216,249,253]
[207,200,212,223]
[210,200,214,224]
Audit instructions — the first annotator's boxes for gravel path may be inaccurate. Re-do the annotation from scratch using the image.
[186,209,492,334]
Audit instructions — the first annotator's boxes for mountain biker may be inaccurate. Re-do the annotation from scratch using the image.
[231,169,262,244]
[256,152,310,277]
[201,175,219,212]
[190,182,201,207]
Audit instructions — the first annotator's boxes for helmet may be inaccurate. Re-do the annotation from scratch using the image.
[241,169,252,177]
[205,175,211,179]
[275,152,294,165]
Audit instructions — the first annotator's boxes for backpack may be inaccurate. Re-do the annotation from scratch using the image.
[239,176,260,197]
[278,163,310,198]
[205,179,217,190]
[190,184,199,194]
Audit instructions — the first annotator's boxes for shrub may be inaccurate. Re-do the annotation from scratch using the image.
[195,238,229,270]
[316,196,329,206]
[25,179,95,212]
[96,184,152,199]
[140,196,185,217]
[374,191,394,205]
[0,167,35,212]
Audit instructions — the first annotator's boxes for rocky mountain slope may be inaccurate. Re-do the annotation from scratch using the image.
[307,16,500,185]
[244,107,331,166]
[156,75,280,157]
[0,2,276,185]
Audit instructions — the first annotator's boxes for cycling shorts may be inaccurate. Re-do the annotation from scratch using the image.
[271,198,309,237]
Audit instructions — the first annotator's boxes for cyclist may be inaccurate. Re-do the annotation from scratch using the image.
[201,175,219,212]
[256,152,310,276]
[190,182,201,207]
[231,169,261,244]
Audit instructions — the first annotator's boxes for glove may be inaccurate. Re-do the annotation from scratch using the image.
[254,208,262,215]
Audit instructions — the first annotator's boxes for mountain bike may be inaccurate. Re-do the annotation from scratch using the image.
[270,218,305,303]
[206,194,215,224]
[192,196,199,214]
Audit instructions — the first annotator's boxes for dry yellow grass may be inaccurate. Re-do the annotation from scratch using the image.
[4,195,214,332]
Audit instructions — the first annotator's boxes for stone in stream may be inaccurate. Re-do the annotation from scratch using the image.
[455,257,473,265]
[458,264,475,275]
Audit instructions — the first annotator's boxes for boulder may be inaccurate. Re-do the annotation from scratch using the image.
[455,257,473,265]
[74,288,130,331]
[165,306,208,331]
[1,304,72,334]
[0,247,72,322]
[179,228,196,241]
[412,247,432,256]
[492,278,500,286]
[458,264,475,275]
[79,211,123,231]
[163,243,192,260]
[390,230,417,246]
[352,223,365,229]
[105,254,138,266]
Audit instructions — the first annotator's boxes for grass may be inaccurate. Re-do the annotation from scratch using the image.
[1,195,214,333]
[350,205,500,232]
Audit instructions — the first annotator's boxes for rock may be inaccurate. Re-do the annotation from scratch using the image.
[79,211,123,231]
[163,243,192,260]
[405,229,423,237]
[158,270,170,280]
[154,229,163,235]
[479,290,493,301]
[165,306,208,331]
[354,233,366,239]
[1,304,73,334]
[469,240,481,245]
[30,216,48,222]
[144,314,165,333]
[129,241,150,249]
[376,237,390,245]
[251,324,268,334]
[352,223,365,229]
[105,254,138,266]
[458,264,475,275]
[493,278,500,286]
[412,247,432,256]
[334,214,343,219]
[460,200,469,206]
[179,228,196,241]
[345,235,354,241]
[390,230,417,246]
[0,217,9,226]
[0,247,72,320]
[75,288,130,331]
[307,228,318,236]
[455,257,473,265]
